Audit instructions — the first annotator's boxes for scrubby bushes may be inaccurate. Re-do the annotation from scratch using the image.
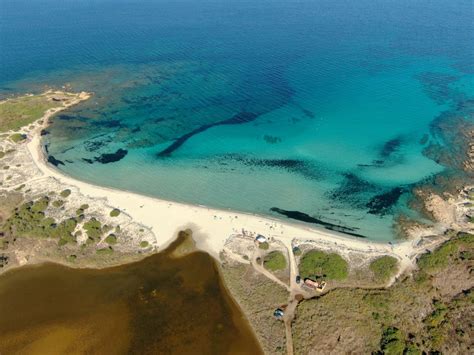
[60,189,71,198]
[140,241,149,248]
[52,200,64,208]
[380,327,406,354]
[105,234,117,245]
[299,250,348,281]
[109,208,121,217]
[418,232,473,272]
[258,242,269,250]
[3,197,77,244]
[264,251,287,271]
[9,133,26,143]
[83,218,102,241]
[370,256,399,282]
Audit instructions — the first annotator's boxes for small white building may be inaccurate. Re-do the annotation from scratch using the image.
[255,235,267,244]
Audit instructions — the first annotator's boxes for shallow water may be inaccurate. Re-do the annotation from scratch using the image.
[1,0,473,240]
[0,235,262,354]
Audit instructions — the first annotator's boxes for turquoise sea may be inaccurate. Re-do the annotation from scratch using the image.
[1,0,473,240]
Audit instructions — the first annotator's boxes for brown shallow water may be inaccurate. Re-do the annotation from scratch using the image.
[0,234,262,354]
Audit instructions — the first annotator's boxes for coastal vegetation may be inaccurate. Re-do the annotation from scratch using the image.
[9,133,26,143]
[417,232,473,272]
[293,232,474,354]
[105,234,117,245]
[370,255,399,282]
[221,259,288,354]
[299,249,348,280]
[258,241,269,250]
[110,208,121,217]
[0,93,59,132]
[60,189,71,198]
[263,251,287,271]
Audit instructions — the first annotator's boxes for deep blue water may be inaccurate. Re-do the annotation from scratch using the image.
[1,0,473,240]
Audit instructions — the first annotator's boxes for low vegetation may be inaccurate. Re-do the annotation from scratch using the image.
[109,208,121,217]
[299,249,348,280]
[379,326,406,354]
[293,232,474,354]
[83,218,102,241]
[9,133,26,143]
[105,234,117,245]
[96,247,113,255]
[370,255,399,282]
[0,93,59,132]
[263,251,287,271]
[417,232,473,272]
[258,241,269,250]
[221,260,288,354]
[140,241,149,248]
[60,189,71,198]
[1,196,78,245]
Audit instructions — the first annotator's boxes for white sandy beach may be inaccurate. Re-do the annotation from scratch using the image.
[19,95,435,278]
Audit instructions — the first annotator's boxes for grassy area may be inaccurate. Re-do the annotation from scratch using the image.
[258,241,269,250]
[263,251,287,271]
[299,249,348,281]
[370,256,399,282]
[293,232,474,354]
[0,94,58,132]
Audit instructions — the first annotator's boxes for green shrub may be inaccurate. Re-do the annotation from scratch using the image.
[0,151,4,159]
[52,200,64,208]
[66,255,77,262]
[80,204,89,210]
[51,218,78,246]
[109,208,121,217]
[258,242,269,250]
[380,326,406,355]
[83,218,102,240]
[370,256,399,282]
[299,250,348,280]
[264,251,287,271]
[3,198,59,238]
[31,196,49,213]
[424,300,448,328]
[9,133,26,143]
[60,189,71,198]
[140,241,149,248]
[105,234,117,245]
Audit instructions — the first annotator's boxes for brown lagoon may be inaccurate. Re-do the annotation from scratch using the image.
[0,234,262,354]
